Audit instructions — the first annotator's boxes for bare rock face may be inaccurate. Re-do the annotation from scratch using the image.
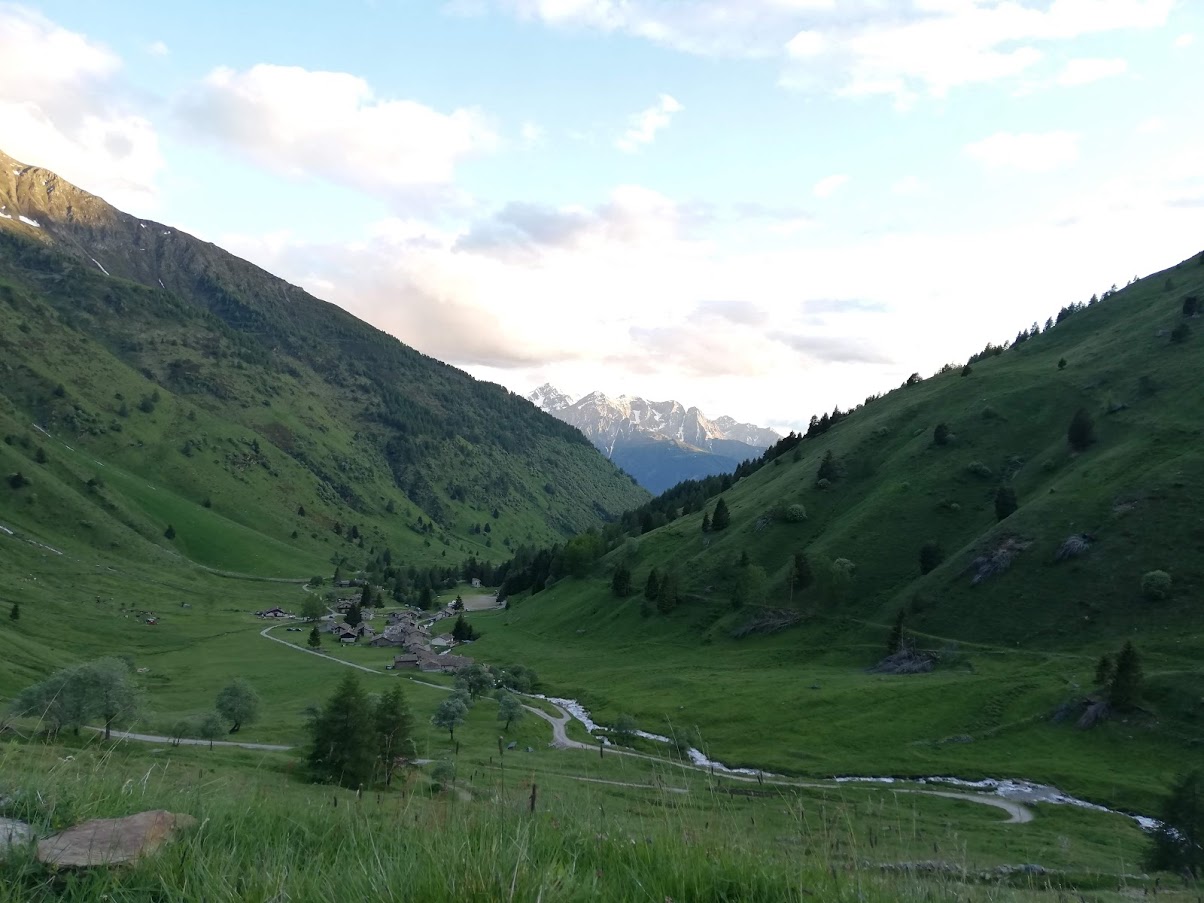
[36,810,197,868]
[0,817,34,856]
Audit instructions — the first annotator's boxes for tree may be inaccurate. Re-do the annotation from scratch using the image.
[374,685,414,786]
[197,712,225,751]
[455,663,493,700]
[933,423,950,446]
[656,572,680,614]
[34,447,47,464]
[791,552,813,596]
[86,658,141,741]
[994,485,1018,521]
[1094,654,1115,688]
[1058,357,1067,370]
[1141,569,1173,601]
[611,565,633,597]
[816,450,840,485]
[451,613,478,642]
[1171,321,1191,343]
[613,713,637,746]
[919,541,942,575]
[307,624,321,649]
[431,696,468,742]
[344,602,362,627]
[644,568,661,602]
[301,595,325,621]
[308,672,376,787]
[1183,294,1200,317]
[1109,641,1142,710]
[164,524,176,540]
[1068,407,1095,452]
[730,564,767,610]
[8,601,17,621]
[215,679,260,733]
[496,691,524,731]
[1145,770,1204,878]
[701,512,711,533]
[711,497,731,531]
[360,583,373,609]
[886,609,906,655]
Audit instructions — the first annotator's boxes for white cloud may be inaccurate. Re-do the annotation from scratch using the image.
[1056,57,1128,86]
[175,64,498,198]
[965,130,1080,173]
[147,40,169,57]
[615,94,683,153]
[812,173,848,198]
[1137,116,1165,134]
[493,1,1175,104]
[1173,32,1194,48]
[0,5,163,211]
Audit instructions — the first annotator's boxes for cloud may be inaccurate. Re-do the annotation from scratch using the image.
[0,5,163,211]
[802,298,887,315]
[1173,32,1194,48]
[615,94,683,153]
[175,64,497,200]
[147,40,169,57]
[774,332,893,365]
[965,130,1080,173]
[812,173,848,198]
[692,299,768,326]
[490,1,1175,104]
[891,175,926,196]
[1056,57,1128,86]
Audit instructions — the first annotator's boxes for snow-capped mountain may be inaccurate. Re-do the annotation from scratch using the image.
[526,385,780,494]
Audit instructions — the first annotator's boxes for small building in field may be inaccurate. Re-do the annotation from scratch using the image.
[391,653,421,670]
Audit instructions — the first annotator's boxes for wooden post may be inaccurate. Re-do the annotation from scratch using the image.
[529,783,538,813]
[599,737,604,759]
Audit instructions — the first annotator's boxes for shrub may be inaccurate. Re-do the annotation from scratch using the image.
[981,405,1000,420]
[8,472,29,489]
[961,364,972,377]
[1068,408,1095,451]
[1171,322,1190,343]
[933,423,950,446]
[773,503,807,523]
[1058,357,1067,370]
[1141,569,1172,601]
[1182,294,1199,317]
[966,461,993,479]
[815,477,832,490]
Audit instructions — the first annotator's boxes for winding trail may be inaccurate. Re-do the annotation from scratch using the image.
[89,727,290,752]
[253,622,1034,824]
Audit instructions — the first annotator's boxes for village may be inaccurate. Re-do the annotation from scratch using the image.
[254,583,486,675]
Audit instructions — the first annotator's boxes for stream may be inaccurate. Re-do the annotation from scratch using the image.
[532,693,1161,832]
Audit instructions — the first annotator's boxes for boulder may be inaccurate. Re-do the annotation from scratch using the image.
[0,817,33,856]
[36,810,197,868]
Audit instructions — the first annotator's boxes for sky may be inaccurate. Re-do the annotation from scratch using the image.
[2,1,1203,434]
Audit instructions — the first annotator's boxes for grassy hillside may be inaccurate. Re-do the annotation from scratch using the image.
[467,251,1204,810]
[0,149,646,579]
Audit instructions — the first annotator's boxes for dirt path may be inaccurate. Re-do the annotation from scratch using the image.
[88,727,291,752]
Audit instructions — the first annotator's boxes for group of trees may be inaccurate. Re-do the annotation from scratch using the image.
[429,664,526,745]
[308,673,414,788]
[1094,641,1143,711]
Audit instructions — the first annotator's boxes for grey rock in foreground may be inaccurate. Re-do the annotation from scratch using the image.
[0,817,34,856]
[36,810,197,868]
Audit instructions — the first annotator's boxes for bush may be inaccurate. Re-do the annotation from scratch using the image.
[7,472,29,489]
[981,406,1000,420]
[933,423,950,446]
[966,461,993,479]
[1171,322,1190,343]
[815,477,832,490]
[994,486,1018,521]
[1182,294,1199,317]
[1141,569,1172,601]
[1067,408,1095,451]
[781,503,807,522]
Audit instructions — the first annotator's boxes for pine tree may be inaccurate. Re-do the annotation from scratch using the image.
[308,672,376,788]
[374,685,414,786]
[701,512,711,533]
[656,573,679,614]
[611,565,633,597]
[1145,769,1204,877]
[933,423,950,446]
[9,602,18,621]
[644,568,661,602]
[1068,407,1095,451]
[1093,654,1114,688]
[816,450,839,485]
[886,609,905,655]
[307,624,321,649]
[711,497,731,530]
[360,582,372,608]
[164,524,176,540]
[344,603,362,627]
[919,541,942,575]
[791,552,813,599]
[1109,641,1143,710]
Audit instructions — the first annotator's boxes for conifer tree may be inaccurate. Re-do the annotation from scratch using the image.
[307,624,321,649]
[8,601,17,621]
[1109,641,1143,710]
[1093,654,1114,688]
[611,565,633,597]
[711,497,731,531]
[644,568,661,602]
[816,450,839,485]
[1145,769,1204,877]
[344,602,362,627]
[1068,407,1095,451]
[701,512,711,533]
[790,552,813,602]
[308,672,375,788]
[886,609,906,655]
[994,485,1018,521]
[657,573,679,614]
[374,685,414,786]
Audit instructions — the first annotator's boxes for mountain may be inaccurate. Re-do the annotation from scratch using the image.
[527,385,779,493]
[485,251,1204,805]
[0,148,647,578]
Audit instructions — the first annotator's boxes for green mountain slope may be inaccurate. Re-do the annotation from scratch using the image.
[0,149,646,575]
[468,251,1204,807]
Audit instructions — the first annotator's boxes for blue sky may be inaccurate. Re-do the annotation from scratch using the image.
[3,1,1203,431]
